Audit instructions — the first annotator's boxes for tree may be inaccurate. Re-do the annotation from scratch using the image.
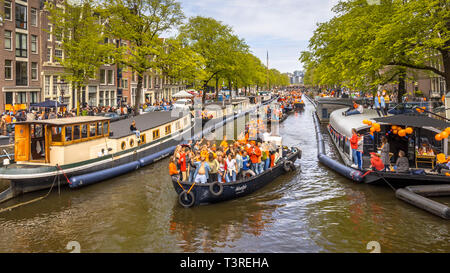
[104,0,184,114]
[178,16,248,103]
[300,0,450,99]
[47,0,113,115]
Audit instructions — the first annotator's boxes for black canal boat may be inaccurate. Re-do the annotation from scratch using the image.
[172,146,301,207]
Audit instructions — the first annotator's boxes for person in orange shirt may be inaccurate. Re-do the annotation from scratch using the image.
[220,135,229,152]
[168,156,179,180]
[249,142,262,174]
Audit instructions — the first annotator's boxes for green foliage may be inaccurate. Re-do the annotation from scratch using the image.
[103,0,185,109]
[47,0,113,103]
[300,0,450,92]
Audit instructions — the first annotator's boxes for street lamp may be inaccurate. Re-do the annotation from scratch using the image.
[56,79,68,117]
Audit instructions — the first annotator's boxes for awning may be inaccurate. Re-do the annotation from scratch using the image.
[30,100,67,108]
[374,113,450,129]
[172,90,194,98]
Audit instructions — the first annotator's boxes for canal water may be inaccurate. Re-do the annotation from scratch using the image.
[0,100,450,253]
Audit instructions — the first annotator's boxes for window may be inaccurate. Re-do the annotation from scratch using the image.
[97,123,102,136]
[143,75,147,88]
[54,49,63,60]
[53,76,58,95]
[47,48,52,62]
[4,1,11,20]
[45,75,51,95]
[31,8,37,27]
[165,125,171,135]
[31,62,38,80]
[129,138,134,147]
[100,69,106,84]
[65,126,73,141]
[81,124,88,139]
[47,25,52,41]
[102,122,109,135]
[107,70,113,85]
[15,33,27,58]
[4,30,12,50]
[30,92,38,104]
[31,35,37,53]
[73,125,80,140]
[15,4,27,29]
[15,61,27,86]
[152,129,160,140]
[122,78,128,89]
[89,123,97,137]
[52,126,63,142]
[141,134,146,144]
[17,92,26,104]
[175,121,181,131]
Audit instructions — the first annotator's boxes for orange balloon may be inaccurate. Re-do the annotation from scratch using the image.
[398,130,406,137]
[442,131,449,139]
[373,123,380,130]
[370,127,376,133]
[445,127,450,135]
[363,119,369,125]
[392,125,398,130]
[436,134,443,141]
[405,127,413,134]
[376,127,381,132]
[367,121,372,126]
[393,130,398,135]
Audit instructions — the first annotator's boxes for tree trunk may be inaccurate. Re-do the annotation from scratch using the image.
[215,75,219,101]
[202,81,207,104]
[76,85,81,116]
[135,74,143,116]
[442,49,450,97]
[397,68,407,103]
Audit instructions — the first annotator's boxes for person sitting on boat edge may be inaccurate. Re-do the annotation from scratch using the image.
[343,101,363,116]
[394,150,410,173]
[430,153,450,174]
[369,152,385,171]
[130,120,140,139]
[193,155,211,184]
[169,156,180,181]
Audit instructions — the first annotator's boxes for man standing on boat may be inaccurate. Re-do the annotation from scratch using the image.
[193,156,211,184]
[374,91,386,117]
[350,129,362,169]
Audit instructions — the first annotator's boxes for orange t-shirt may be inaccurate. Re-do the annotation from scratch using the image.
[169,162,178,176]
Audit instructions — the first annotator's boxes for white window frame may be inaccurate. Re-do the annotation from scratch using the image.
[31,35,38,54]
[31,62,38,81]
[4,1,12,21]
[31,8,38,27]
[5,60,13,80]
[4,30,12,50]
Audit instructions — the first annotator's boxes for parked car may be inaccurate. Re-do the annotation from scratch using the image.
[144,106,163,113]
[102,112,128,122]
[387,102,429,115]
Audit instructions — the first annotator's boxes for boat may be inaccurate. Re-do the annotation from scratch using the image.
[0,96,269,203]
[0,111,195,203]
[172,136,301,207]
[324,107,450,187]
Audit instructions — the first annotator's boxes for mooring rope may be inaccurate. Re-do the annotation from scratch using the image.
[0,169,59,213]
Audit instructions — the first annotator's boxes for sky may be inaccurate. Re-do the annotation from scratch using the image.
[178,0,340,74]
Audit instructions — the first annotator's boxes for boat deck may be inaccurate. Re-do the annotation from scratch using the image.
[110,111,188,139]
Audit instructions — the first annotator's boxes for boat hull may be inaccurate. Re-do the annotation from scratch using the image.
[172,148,301,206]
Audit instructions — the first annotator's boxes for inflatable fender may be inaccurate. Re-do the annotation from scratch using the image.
[209,181,224,196]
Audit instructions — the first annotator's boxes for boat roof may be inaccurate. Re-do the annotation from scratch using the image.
[374,113,450,129]
[329,108,379,137]
[17,116,111,126]
[110,111,188,139]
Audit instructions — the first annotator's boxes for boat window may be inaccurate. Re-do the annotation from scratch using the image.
[165,125,171,135]
[97,122,102,136]
[73,125,81,140]
[51,126,63,142]
[130,138,134,147]
[141,134,146,144]
[89,123,97,137]
[103,122,109,135]
[175,121,181,130]
[81,124,88,139]
[65,126,73,141]
[153,129,160,140]
[121,141,126,150]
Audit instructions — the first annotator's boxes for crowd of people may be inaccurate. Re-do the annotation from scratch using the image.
[169,131,282,184]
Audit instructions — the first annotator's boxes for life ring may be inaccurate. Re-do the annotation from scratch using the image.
[178,190,195,208]
[209,181,224,196]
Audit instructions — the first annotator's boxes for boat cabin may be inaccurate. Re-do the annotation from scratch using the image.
[329,108,450,171]
[14,116,111,164]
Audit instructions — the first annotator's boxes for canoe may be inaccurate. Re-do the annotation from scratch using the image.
[172,146,301,207]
